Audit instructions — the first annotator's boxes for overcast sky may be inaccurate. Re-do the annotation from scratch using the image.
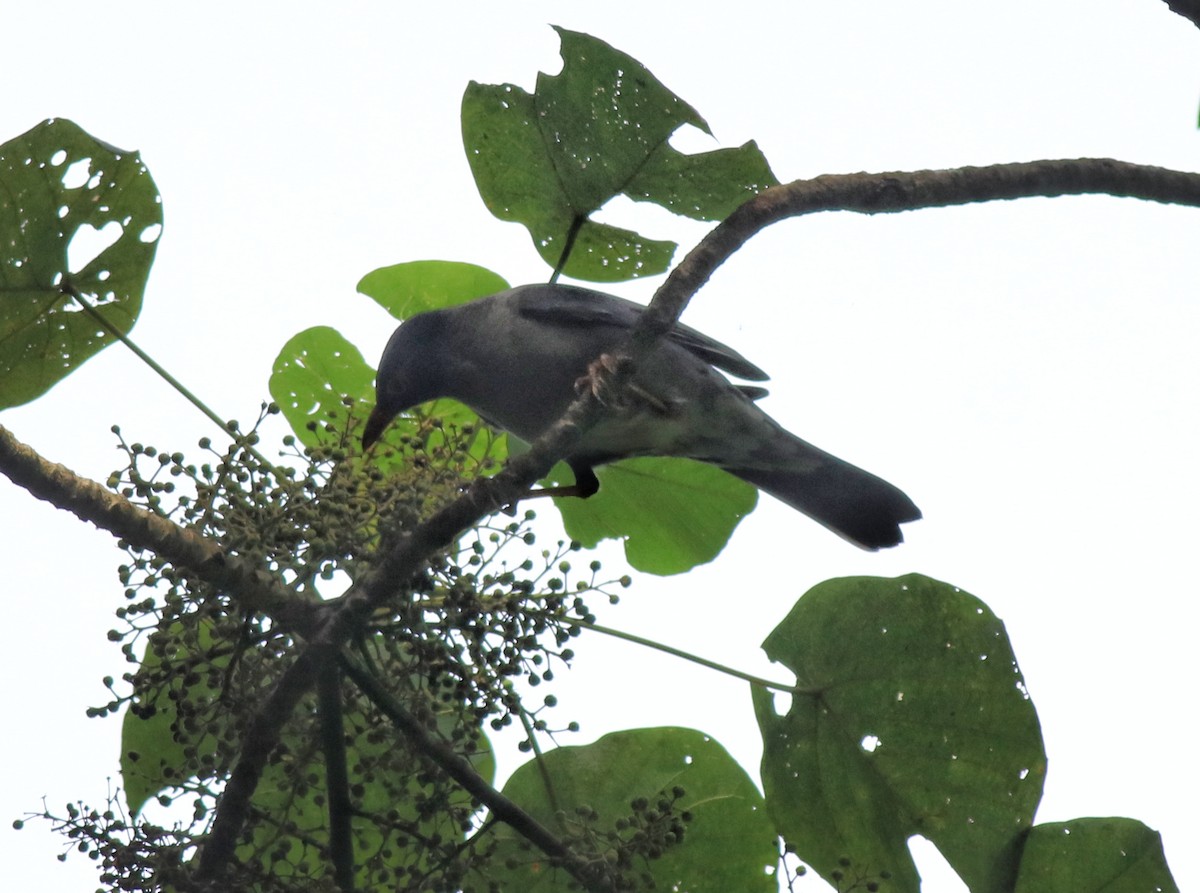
[2,2,1197,890]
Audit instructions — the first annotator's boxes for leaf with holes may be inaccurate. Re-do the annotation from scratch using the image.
[753,574,1047,893]
[270,326,378,448]
[0,118,162,408]
[462,28,777,282]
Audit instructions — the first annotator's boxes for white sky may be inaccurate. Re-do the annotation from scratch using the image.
[1,2,1196,890]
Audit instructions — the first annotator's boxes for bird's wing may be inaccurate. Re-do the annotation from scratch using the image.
[513,284,770,382]
[736,385,770,401]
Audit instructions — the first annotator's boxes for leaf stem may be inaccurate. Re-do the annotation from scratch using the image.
[64,282,280,472]
[549,214,585,283]
[557,614,795,692]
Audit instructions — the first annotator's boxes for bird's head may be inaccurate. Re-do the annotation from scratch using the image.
[361,312,450,450]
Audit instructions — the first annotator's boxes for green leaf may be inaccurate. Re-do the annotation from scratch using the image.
[626,141,778,221]
[357,259,509,319]
[753,574,1046,893]
[490,727,777,892]
[462,29,777,282]
[0,118,162,408]
[1014,818,1179,893]
[461,79,676,282]
[536,28,710,211]
[548,457,757,575]
[269,325,377,448]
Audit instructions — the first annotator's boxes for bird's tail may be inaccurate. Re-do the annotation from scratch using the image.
[725,452,921,551]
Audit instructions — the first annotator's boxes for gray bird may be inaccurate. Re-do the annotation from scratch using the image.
[363,283,920,550]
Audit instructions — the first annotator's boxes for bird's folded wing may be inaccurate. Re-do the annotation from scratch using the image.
[514,284,770,382]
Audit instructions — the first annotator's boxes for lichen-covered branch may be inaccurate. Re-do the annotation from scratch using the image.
[0,425,315,631]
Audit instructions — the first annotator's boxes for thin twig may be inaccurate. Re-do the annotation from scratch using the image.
[550,214,585,283]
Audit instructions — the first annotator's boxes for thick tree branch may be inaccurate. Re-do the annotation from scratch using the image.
[635,158,1200,348]
[0,425,317,632]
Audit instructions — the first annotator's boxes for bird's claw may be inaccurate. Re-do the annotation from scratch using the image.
[574,353,629,404]
[574,353,671,414]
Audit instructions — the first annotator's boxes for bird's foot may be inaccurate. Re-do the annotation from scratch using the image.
[574,353,671,414]
[574,353,629,404]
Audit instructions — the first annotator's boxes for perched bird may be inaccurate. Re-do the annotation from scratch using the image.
[363,283,920,549]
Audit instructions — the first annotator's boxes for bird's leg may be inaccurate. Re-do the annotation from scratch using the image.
[574,353,672,414]
[498,463,599,514]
